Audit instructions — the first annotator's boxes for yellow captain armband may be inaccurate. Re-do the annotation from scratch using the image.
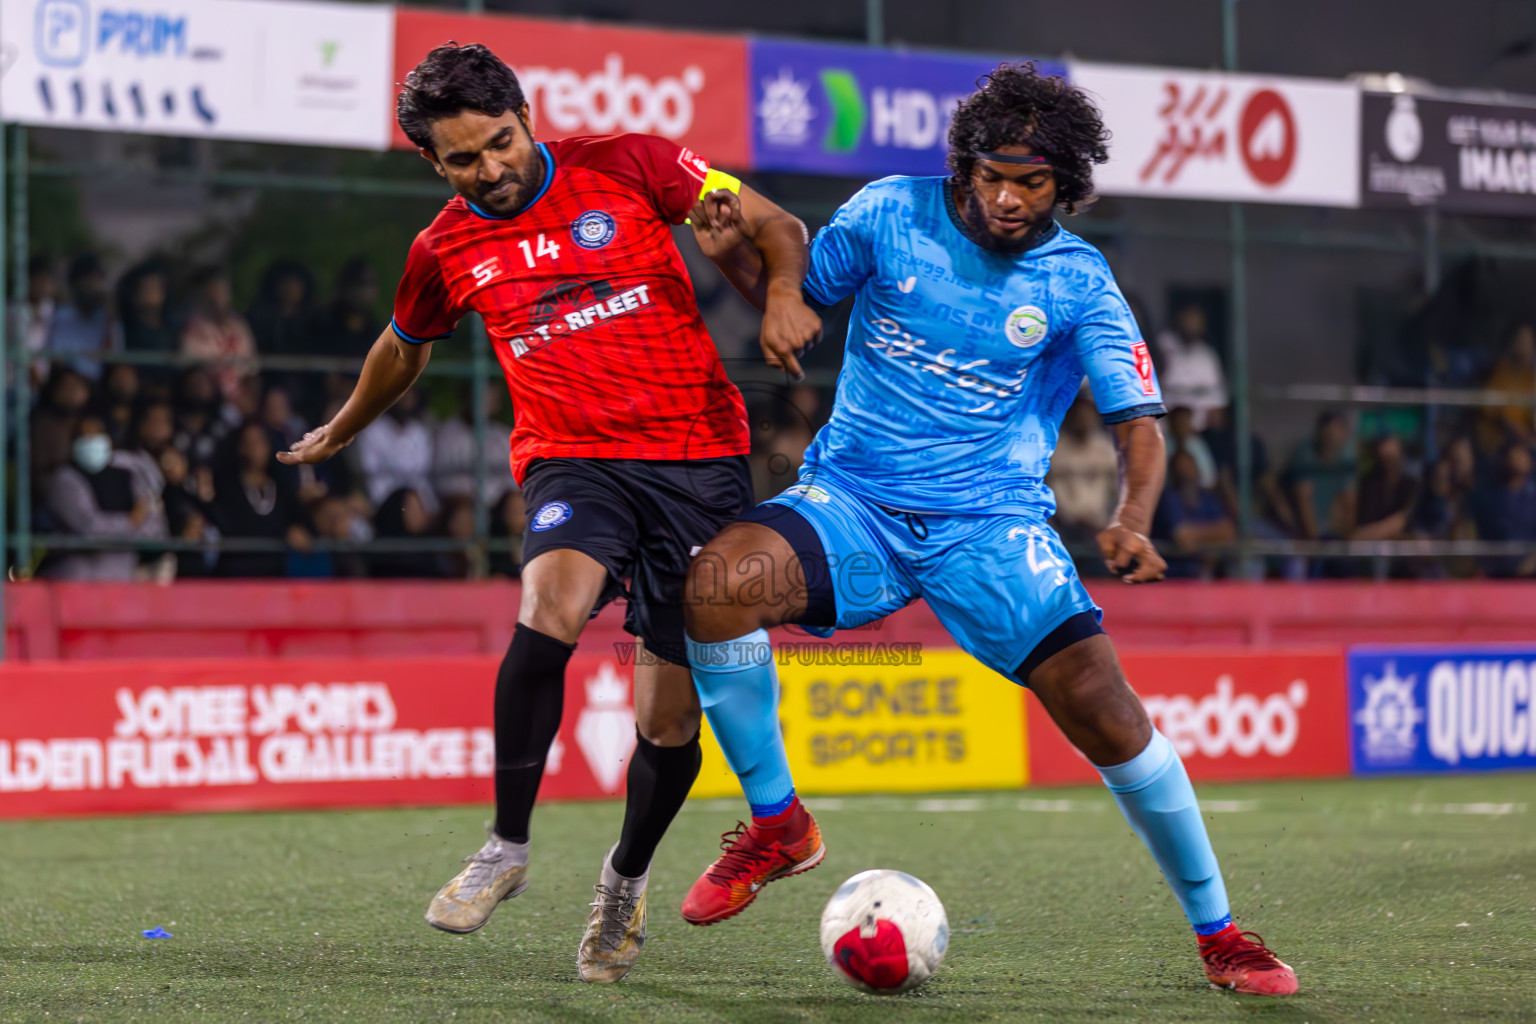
[699,168,742,197]
[685,169,743,224]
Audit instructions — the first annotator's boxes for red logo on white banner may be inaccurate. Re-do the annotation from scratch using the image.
[1238,89,1297,186]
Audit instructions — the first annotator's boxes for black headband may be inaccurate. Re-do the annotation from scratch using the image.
[974,150,1052,166]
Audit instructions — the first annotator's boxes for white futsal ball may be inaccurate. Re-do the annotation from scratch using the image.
[819,869,949,994]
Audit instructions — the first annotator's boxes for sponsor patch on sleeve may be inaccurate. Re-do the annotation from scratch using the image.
[1131,341,1157,396]
[677,147,711,183]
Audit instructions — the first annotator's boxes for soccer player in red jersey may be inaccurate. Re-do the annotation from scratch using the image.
[279,42,821,983]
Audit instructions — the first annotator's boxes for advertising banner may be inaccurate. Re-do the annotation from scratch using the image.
[391,10,750,167]
[1361,92,1536,216]
[0,0,394,148]
[1070,62,1360,207]
[1028,650,1349,786]
[748,39,1067,177]
[0,654,637,818]
[1349,646,1536,775]
[692,649,1027,799]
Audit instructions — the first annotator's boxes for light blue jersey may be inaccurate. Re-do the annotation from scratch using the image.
[801,175,1164,517]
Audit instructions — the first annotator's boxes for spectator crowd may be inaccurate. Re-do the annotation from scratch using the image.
[11,252,524,581]
[9,255,1535,582]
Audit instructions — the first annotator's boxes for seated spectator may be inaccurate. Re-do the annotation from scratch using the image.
[356,386,436,511]
[248,260,315,355]
[117,260,177,396]
[42,414,167,580]
[1352,435,1419,541]
[1472,443,1536,578]
[102,363,143,449]
[1046,391,1118,558]
[294,494,371,579]
[440,494,479,579]
[31,367,93,487]
[9,254,58,389]
[370,487,453,578]
[1477,323,1536,455]
[1202,402,1296,536]
[1155,302,1227,428]
[158,445,218,579]
[1164,406,1217,489]
[180,267,256,405]
[433,380,514,506]
[1154,449,1236,578]
[207,421,312,578]
[49,253,122,381]
[1285,412,1357,541]
[259,385,309,452]
[118,401,176,505]
[488,487,527,578]
[172,367,232,467]
[309,258,382,410]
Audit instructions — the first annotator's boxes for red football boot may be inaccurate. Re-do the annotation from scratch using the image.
[1198,925,1299,995]
[681,800,824,926]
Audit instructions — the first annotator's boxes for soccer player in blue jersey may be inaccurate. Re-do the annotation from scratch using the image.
[678,64,1297,996]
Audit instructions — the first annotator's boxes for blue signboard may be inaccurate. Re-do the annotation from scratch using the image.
[1349,646,1536,775]
[748,39,1068,177]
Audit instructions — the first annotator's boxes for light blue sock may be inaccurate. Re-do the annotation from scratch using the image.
[1098,730,1231,934]
[687,629,795,817]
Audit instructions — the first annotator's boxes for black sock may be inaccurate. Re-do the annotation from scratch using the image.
[610,727,702,879]
[493,623,575,842]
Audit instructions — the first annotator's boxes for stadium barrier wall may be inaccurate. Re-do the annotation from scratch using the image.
[6,580,1536,661]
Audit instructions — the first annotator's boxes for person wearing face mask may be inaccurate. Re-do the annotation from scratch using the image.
[42,415,167,580]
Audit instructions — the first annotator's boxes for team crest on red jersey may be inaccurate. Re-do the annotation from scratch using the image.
[677,147,710,182]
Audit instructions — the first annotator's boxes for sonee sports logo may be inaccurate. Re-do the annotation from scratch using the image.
[571,210,617,250]
[530,501,573,532]
[1004,305,1048,348]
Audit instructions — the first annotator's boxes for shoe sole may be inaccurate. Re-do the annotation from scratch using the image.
[681,843,826,927]
[425,880,529,935]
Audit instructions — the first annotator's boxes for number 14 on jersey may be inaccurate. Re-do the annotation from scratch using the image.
[518,233,561,268]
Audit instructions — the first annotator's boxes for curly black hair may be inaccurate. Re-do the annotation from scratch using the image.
[947,63,1110,214]
[397,42,526,150]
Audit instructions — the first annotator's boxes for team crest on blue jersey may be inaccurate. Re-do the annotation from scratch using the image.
[1005,305,1049,348]
[531,501,573,531]
[571,211,617,250]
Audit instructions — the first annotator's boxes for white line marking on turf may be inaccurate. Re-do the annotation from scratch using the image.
[801,799,845,811]
[915,798,984,812]
[1017,798,1101,812]
[1411,802,1527,816]
[1200,800,1259,813]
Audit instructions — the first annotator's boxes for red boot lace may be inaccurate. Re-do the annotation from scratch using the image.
[704,823,775,884]
[1205,930,1284,972]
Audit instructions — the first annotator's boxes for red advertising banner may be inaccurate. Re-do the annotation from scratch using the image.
[0,655,638,819]
[1026,650,1350,786]
[391,9,750,167]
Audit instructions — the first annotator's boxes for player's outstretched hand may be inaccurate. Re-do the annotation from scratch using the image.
[689,189,747,259]
[761,288,822,382]
[1097,523,1167,584]
[276,423,351,466]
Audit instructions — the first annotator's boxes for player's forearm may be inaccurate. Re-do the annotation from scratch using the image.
[708,240,770,311]
[1110,417,1166,537]
[327,330,429,444]
[754,212,811,312]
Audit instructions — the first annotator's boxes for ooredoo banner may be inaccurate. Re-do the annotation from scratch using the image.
[0,0,395,148]
[0,655,638,818]
[1027,650,1350,786]
[1070,62,1360,207]
[390,10,750,167]
[1349,646,1536,775]
[692,648,1028,798]
[749,39,1067,177]
[1361,92,1536,216]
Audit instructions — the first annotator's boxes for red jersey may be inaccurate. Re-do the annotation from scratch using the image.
[392,134,749,483]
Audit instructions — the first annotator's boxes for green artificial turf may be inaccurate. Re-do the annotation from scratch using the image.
[1,775,1532,1023]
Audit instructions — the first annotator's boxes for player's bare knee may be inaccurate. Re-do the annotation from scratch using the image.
[637,703,702,747]
[685,533,770,640]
